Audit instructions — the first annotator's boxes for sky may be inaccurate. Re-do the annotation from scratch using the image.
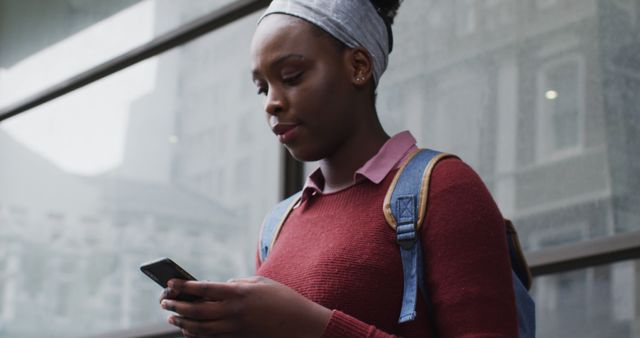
[0,1,157,176]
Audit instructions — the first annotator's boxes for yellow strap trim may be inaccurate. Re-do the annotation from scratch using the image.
[506,219,533,290]
[383,149,421,230]
[383,151,457,230]
[260,194,302,263]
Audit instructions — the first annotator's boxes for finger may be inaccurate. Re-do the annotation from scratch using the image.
[181,329,198,338]
[169,280,238,300]
[181,329,233,338]
[227,276,264,284]
[161,300,229,320]
[159,287,180,303]
[168,315,236,336]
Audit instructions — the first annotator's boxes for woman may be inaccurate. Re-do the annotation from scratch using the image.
[159,0,519,337]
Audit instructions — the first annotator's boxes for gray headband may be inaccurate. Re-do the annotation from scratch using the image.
[259,0,390,85]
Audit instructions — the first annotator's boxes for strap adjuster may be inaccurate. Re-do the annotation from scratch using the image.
[396,195,417,249]
[396,223,417,249]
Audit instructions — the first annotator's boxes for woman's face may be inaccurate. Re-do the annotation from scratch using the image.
[251,14,360,162]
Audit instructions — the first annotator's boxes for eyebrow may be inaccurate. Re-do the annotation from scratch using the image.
[252,53,305,78]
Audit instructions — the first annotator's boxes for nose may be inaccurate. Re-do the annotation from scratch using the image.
[264,87,285,116]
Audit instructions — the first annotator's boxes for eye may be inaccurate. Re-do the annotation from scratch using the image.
[257,86,268,96]
[282,72,303,86]
[255,81,268,96]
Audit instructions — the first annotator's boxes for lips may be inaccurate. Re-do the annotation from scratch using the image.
[271,123,300,144]
[272,123,297,135]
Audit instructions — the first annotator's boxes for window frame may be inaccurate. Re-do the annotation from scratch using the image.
[535,54,586,164]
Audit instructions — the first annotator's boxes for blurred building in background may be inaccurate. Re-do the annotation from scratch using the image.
[376,1,640,336]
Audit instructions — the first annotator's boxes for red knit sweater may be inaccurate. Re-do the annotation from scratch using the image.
[256,158,518,337]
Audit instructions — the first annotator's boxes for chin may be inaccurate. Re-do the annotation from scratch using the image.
[285,145,325,163]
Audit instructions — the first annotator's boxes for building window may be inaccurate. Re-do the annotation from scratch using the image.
[9,206,27,227]
[455,0,477,36]
[0,256,5,317]
[429,68,486,171]
[537,56,585,162]
[537,0,558,10]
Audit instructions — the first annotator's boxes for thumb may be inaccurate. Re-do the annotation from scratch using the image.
[227,276,271,284]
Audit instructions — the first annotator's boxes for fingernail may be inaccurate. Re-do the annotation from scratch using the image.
[161,300,168,309]
[168,316,175,325]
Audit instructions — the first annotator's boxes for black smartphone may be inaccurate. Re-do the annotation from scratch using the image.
[140,257,200,302]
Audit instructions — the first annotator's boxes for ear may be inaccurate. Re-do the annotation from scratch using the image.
[348,47,374,87]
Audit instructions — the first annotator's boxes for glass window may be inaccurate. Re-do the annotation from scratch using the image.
[537,0,559,10]
[532,259,640,337]
[537,56,584,160]
[0,256,5,317]
[0,9,277,338]
[377,0,640,253]
[0,0,235,111]
[455,0,477,36]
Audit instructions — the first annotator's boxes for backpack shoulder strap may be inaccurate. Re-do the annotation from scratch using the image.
[259,191,302,263]
[505,219,533,290]
[383,149,457,231]
[383,148,457,323]
[506,219,536,338]
[385,150,536,336]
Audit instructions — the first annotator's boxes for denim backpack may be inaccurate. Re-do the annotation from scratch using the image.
[259,149,535,338]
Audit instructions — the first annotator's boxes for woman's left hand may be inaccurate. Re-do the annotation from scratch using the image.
[161,276,332,338]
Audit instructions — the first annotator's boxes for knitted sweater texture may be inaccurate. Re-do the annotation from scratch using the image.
[256,158,518,337]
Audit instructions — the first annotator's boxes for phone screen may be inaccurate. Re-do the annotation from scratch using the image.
[140,257,200,301]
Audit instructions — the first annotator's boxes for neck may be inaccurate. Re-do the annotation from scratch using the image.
[320,113,389,193]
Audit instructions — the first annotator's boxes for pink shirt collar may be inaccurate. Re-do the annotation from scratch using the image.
[300,131,417,202]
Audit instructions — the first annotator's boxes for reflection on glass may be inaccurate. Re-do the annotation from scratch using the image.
[0,0,234,110]
[377,0,640,251]
[537,57,583,159]
[532,260,640,337]
[0,9,276,338]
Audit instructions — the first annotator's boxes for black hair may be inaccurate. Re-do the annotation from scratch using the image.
[370,0,402,25]
[370,0,402,52]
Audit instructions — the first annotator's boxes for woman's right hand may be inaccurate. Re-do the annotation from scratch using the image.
[157,277,331,338]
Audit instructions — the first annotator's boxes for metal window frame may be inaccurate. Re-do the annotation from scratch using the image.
[527,230,640,276]
[0,1,639,337]
[0,0,271,122]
